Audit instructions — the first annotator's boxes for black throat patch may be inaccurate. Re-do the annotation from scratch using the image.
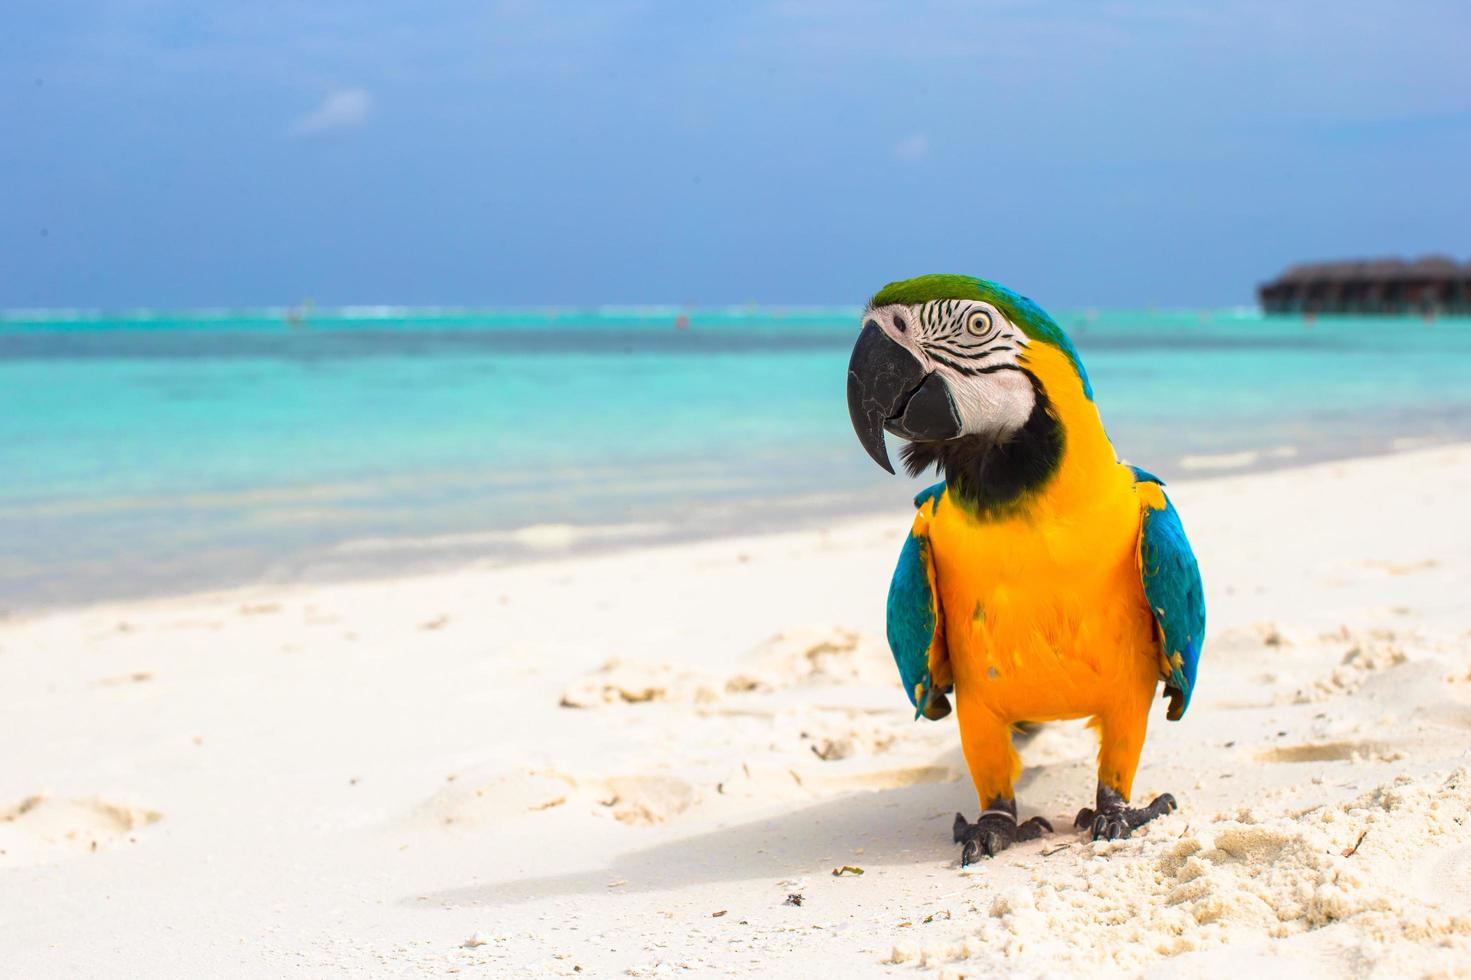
[898,373,1064,519]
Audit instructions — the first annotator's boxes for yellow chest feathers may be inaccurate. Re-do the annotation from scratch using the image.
[925,465,1158,720]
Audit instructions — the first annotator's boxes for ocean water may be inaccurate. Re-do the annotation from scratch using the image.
[4,306,1470,608]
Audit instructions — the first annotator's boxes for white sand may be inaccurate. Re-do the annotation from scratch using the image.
[2,446,1470,978]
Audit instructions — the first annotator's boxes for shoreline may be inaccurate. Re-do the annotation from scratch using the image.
[6,433,1465,621]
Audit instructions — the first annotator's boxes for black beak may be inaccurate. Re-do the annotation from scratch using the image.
[846,320,962,473]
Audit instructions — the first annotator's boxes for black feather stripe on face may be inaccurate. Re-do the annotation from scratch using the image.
[916,300,1020,364]
[899,372,1064,519]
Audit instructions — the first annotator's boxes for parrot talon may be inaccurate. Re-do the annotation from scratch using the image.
[1077,786,1178,841]
[953,800,1052,866]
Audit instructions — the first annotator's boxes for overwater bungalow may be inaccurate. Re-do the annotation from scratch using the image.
[1259,256,1471,315]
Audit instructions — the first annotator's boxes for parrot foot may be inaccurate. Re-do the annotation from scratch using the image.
[953,798,1052,866]
[1074,786,1177,841]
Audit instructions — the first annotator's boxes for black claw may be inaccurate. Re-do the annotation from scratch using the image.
[1081,787,1180,842]
[1152,793,1178,817]
[952,812,968,844]
[1016,816,1052,842]
[1093,813,1128,840]
[961,838,982,866]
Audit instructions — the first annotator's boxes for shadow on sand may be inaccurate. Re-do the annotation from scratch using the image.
[411,743,1056,909]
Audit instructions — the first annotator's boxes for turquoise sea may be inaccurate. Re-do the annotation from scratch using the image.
[4,306,1470,609]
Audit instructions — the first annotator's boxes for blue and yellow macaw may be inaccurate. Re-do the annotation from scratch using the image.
[845,274,1205,865]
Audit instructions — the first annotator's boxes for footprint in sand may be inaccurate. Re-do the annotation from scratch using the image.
[594,775,697,826]
[818,764,958,792]
[413,769,698,828]
[1364,558,1440,576]
[94,671,154,687]
[1286,630,1411,704]
[714,759,960,806]
[0,795,162,865]
[558,626,891,709]
[1255,740,1403,764]
[735,626,893,689]
[558,659,718,708]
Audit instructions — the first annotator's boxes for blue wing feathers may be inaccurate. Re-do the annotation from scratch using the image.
[1125,463,1166,486]
[1137,489,1205,721]
[913,480,945,513]
[887,529,938,718]
[888,480,948,718]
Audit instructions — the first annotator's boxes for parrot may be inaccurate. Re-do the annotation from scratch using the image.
[845,274,1205,866]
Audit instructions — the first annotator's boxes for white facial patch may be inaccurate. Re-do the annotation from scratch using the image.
[943,366,1036,438]
[864,300,1037,439]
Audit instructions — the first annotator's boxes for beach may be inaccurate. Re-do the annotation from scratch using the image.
[10,0,1470,974]
[3,443,1469,977]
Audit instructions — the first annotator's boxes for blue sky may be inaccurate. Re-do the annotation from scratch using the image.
[3,1,1468,308]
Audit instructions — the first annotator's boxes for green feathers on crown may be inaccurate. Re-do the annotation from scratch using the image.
[870,273,1093,401]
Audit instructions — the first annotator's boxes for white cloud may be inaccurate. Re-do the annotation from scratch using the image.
[893,132,930,163]
[290,88,373,136]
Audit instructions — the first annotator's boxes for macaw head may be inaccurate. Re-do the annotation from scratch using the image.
[846,274,1095,491]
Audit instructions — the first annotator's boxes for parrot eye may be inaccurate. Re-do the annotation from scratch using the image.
[893,314,908,334]
[966,310,993,336]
